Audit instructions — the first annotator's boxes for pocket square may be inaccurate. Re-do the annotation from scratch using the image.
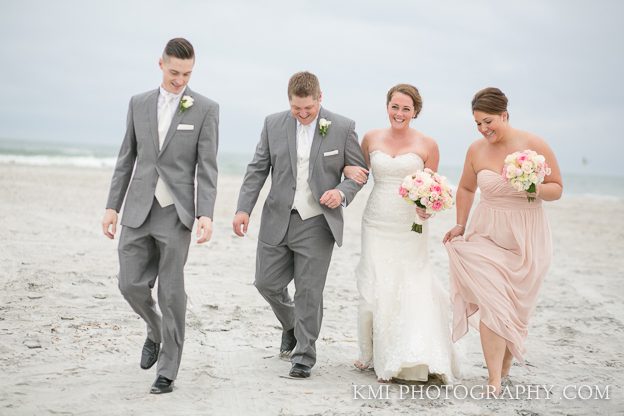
[323,150,339,157]
[177,124,194,131]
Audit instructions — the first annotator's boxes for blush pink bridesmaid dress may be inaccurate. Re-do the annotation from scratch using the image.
[445,169,552,362]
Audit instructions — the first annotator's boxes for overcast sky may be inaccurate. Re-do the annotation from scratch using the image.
[1,0,622,175]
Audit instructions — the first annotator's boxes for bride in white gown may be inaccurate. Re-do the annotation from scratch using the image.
[344,84,460,382]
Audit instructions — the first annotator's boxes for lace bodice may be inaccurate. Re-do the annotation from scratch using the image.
[363,150,425,229]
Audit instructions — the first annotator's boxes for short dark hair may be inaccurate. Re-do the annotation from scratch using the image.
[163,38,195,60]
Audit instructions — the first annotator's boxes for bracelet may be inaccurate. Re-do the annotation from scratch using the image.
[455,224,465,228]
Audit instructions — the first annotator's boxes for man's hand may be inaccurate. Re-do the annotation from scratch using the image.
[232,212,250,237]
[320,189,343,209]
[196,216,213,244]
[102,209,118,239]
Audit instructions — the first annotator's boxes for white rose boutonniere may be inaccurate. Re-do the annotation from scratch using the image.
[179,95,194,112]
[319,118,332,137]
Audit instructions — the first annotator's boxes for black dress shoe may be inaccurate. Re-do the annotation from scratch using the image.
[150,375,174,394]
[289,363,311,378]
[140,338,160,369]
[280,328,296,356]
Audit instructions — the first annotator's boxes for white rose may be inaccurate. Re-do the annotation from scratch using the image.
[182,95,194,108]
[505,165,516,179]
[521,161,533,174]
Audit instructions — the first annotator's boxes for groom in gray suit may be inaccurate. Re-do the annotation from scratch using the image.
[101,38,219,394]
[233,71,366,378]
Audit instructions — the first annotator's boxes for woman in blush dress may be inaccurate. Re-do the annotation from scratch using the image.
[443,87,563,394]
[344,84,460,383]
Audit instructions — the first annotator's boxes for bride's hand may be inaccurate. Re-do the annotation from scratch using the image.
[415,206,431,221]
[343,165,369,185]
[443,224,465,243]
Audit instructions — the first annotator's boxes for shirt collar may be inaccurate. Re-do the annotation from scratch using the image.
[159,86,185,101]
[297,115,319,131]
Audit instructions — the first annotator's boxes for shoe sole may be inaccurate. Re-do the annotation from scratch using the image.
[289,372,310,378]
[150,388,173,394]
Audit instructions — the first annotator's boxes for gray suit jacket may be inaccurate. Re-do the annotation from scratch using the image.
[106,87,219,230]
[237,107,366,247]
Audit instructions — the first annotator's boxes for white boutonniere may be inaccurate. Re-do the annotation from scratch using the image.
[179,95,194,112]
[319,118,332,137]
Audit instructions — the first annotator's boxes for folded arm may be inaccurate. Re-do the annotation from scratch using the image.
[335,121,367,206]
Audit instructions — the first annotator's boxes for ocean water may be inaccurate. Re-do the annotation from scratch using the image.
[0,138,622,198]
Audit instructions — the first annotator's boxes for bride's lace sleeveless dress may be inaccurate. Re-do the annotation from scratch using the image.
[355,150,460,382]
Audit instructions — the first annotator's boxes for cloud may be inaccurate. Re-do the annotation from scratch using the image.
[0,0,622,174]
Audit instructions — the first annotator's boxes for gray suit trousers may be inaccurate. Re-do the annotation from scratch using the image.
[118,198,191,380]
[254,211,334,368]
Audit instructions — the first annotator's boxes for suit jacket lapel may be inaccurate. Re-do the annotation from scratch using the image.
[287,114,297,180]
[308,108,324,176]
[147,89,160,156]
[159,87,188,157]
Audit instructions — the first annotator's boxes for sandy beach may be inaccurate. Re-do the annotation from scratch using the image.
[0,163,622,415]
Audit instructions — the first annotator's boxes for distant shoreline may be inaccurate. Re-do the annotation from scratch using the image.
[1,161,622,199]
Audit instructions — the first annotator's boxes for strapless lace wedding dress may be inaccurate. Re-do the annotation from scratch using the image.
[355,150,460,382]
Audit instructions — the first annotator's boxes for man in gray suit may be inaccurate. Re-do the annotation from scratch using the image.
[101,38,218,394]
[233,71,366,378]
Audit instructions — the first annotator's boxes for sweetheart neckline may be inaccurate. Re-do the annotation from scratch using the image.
[369,150,424,161]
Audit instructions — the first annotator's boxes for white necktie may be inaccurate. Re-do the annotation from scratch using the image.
[155,95,175,207]
[158,95,174,149]
[297,125,309,157]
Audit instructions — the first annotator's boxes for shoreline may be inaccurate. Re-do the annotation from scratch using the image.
[1,161,622,201]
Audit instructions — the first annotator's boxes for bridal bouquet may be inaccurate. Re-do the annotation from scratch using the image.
[399,168,454,233]
[502,149,551,202]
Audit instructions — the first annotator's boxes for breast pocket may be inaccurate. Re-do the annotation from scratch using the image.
[322,148,343,171]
